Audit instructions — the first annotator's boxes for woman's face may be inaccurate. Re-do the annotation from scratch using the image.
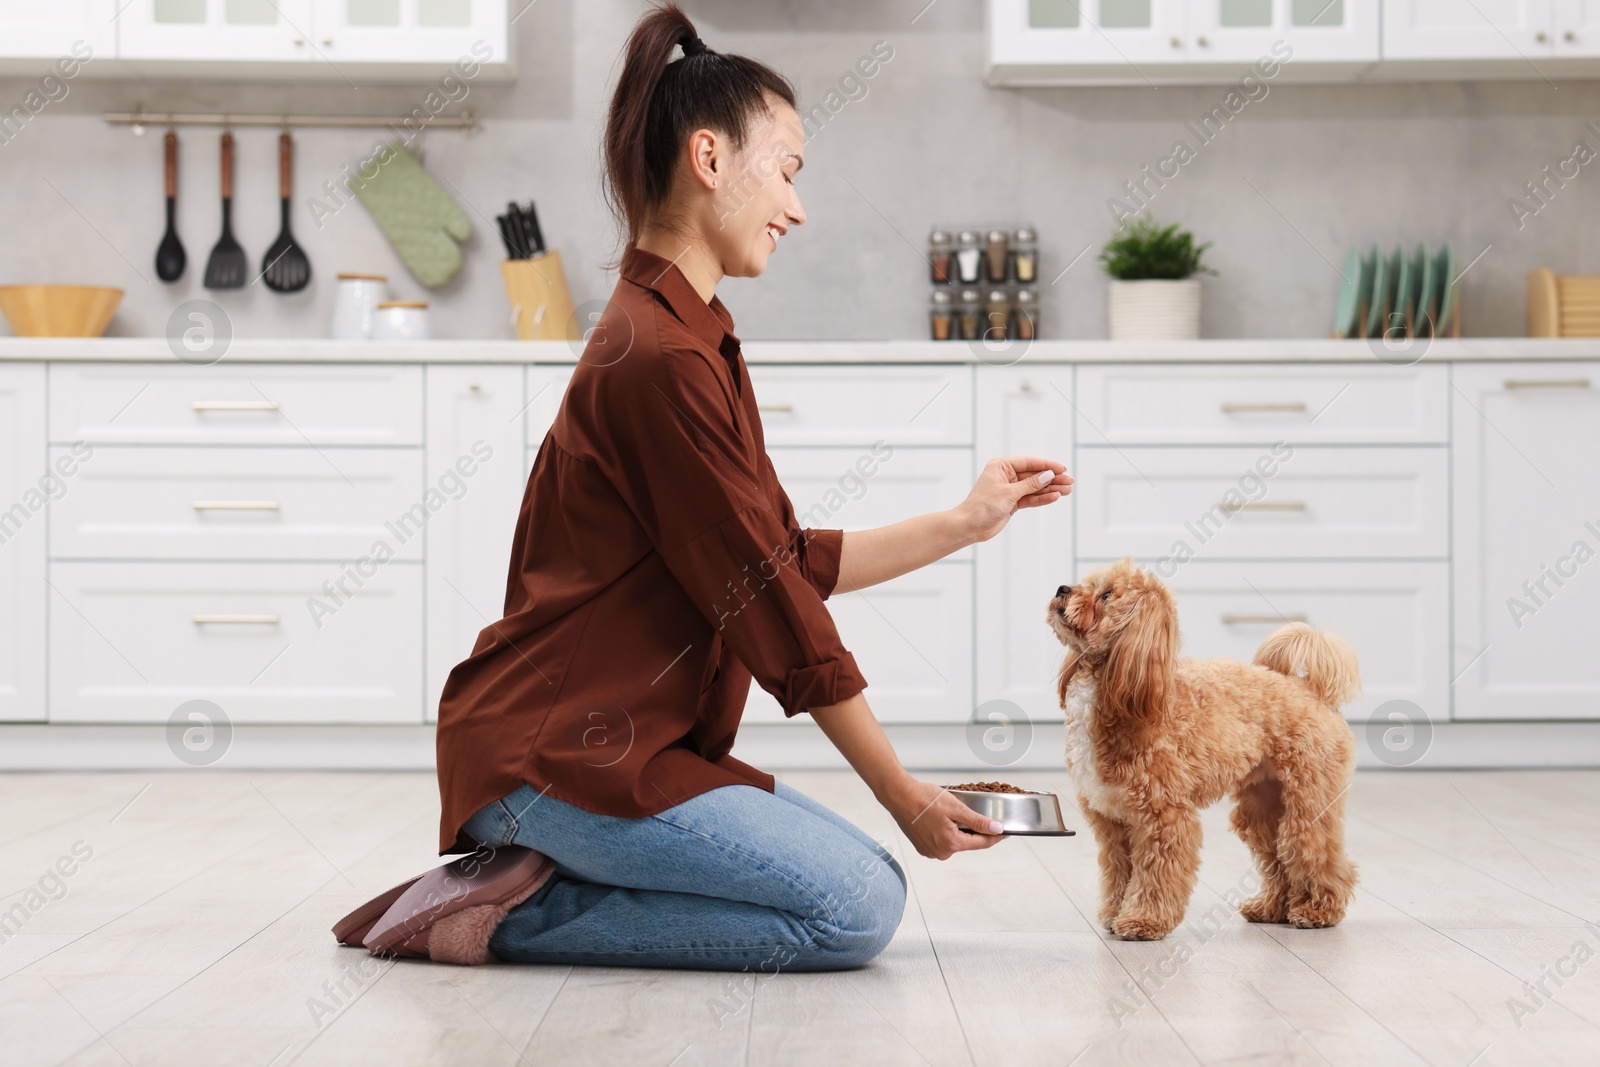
[707,97,807,279]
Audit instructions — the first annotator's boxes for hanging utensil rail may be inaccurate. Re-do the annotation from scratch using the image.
[104,110,479,133]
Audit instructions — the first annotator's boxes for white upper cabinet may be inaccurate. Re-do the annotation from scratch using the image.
[14,0,509,78]
[988,0,1377,84]
[0,0,116,61]
[1189,0,1378,63]
[1382,0,1550,59]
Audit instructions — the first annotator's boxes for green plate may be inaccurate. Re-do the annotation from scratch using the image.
[1414,243,1437,335]
[1435,244,1458,336]
[1333,247,1362,338]
[1391,244,1413,338]
[1365,242,1387,339]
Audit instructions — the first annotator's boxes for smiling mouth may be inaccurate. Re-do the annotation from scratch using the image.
[766,224,784,250]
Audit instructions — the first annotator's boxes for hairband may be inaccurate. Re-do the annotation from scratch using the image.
[681,36,708,56]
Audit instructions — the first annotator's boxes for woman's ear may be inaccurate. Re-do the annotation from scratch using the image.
[1100,587,1178,721]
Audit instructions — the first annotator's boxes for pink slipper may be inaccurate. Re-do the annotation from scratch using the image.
[331,875,421,946]
[361,845,553,965]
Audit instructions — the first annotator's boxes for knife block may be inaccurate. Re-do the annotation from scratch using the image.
[1528,267,1600,337]
[501,252,579,341]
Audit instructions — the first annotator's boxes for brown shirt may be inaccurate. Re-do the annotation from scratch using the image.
[434,245,870,854]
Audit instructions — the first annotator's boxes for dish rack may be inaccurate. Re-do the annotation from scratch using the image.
[1527,268,1600,337]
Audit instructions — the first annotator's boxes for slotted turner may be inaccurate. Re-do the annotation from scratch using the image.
[262,131,310,293]
[203,131,247,290]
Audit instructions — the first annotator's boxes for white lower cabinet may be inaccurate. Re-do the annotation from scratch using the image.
[974,366,1075,722]
[1155,561,1450,724]
[424,366,526,721]
[767,447,974,560]
[1453,363,1600,720]
[744,562,973,726]
[0,364,47,722]
[48,561,423,724]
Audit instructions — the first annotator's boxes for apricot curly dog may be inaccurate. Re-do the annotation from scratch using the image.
[1046,559,1360,941]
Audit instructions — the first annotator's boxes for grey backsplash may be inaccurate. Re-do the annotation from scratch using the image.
[1,0,1596,342]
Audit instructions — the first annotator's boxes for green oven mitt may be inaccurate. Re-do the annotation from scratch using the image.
[352,142,472,289]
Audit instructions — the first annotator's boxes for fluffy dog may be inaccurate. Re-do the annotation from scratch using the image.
[1046,559,1360,941]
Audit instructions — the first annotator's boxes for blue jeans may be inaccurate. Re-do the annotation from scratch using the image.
[460,780,908,971]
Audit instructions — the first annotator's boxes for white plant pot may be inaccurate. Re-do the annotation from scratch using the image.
[1107,277,1201,341]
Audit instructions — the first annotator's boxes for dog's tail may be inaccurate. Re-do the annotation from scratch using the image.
[1253,622,1362,708]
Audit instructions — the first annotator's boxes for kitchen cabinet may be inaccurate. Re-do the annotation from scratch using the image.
[974,366,1075,722]
[424,365,525,722]
[119,0,319,63]
[987,0,1376,84]
[1452,363,1600,720]
[309,0,508,68]
[1382,0,1550,60]
[0,2,115,63]
[0,364,46,722]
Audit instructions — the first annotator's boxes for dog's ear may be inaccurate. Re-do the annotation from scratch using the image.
[1101,584,1179,721]
[1055,651,1081,708]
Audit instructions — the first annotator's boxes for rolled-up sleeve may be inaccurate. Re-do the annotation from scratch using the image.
[597,331,867,718]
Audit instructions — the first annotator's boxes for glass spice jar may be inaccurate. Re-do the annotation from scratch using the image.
[984,289,1011,341]
[1013,287,1039,340]
[954,230,983,285]
[985,230,1011,284]
[1012,227,1038,284]
[957,287,982,341]
[928,229,954,284]
[929,288,955,340]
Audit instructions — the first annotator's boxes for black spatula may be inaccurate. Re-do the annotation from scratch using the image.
[155,130,186,283]
[203,131,246,290]
[262,132,310,293]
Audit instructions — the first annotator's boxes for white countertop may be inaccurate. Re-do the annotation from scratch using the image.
[1,337,1598,363]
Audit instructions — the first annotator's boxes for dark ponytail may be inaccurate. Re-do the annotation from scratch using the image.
[603,3,797,247]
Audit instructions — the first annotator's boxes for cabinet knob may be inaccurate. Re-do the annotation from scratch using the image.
[1169,36,1181,48]
[321,36,334,46]
[1565,30,1577,42]
[1536,30,1548,43]
[1019,378,1034,393]
[292,35,305,45]
[1196,36,1209,47]
[468,380,482,392]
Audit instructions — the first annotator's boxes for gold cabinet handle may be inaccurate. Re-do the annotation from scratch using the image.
[192,400,279,411]
[1221,613,1308,625]
[1222,500,1308,514]
[1503,378,1591,390]
[192,500,282,511]
[758,402,795,412]
[193,614,280,625]
[1220,401,1308,413]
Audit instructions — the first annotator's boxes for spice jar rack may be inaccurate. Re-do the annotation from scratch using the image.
[928,224,1040,342]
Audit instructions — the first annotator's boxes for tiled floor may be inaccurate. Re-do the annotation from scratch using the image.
[2,769,1598,1066]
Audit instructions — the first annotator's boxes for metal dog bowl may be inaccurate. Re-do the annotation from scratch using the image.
[946,787,1076,837]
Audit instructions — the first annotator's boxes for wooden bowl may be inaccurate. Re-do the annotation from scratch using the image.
[0,285,124,337]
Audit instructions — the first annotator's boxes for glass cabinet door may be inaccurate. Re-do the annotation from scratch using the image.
[119,0,318,62]
[990,0,1190,73]
[1188,0,1378,63]
[309,0,507,67]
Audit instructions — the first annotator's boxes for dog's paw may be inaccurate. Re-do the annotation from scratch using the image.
[1111,913,1172,941]
[1239,893,1289,924]
[1097,905,1121,932]
[1287,900,1345,929]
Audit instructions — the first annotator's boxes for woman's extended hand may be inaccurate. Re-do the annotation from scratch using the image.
[885,776,1009,860]
[958,456,1072,544]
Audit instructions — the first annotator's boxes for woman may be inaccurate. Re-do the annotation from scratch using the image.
[333,3,1072,971]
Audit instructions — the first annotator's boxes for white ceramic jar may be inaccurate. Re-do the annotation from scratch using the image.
[371,300,431,341]
[331,273,389,340]
[1107,277,1201,341]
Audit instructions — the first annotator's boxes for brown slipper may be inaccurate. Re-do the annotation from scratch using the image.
[331,876,421,946]
[361,845,553,964]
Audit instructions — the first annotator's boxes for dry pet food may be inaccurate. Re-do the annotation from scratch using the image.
[946,781,1030,794]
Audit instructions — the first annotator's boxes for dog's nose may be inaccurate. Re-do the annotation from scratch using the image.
[1056,585,1073,597]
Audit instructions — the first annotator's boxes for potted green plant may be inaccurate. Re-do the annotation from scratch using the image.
[1099,216,1216,340]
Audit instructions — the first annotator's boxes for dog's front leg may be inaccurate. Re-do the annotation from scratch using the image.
[1077,799,1132,930]
[1112,807,1202,941]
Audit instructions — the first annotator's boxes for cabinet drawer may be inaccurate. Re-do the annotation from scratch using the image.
[1076,364,1447,445]
[768,447,974,561]
[50,364,423,446]
[48,562,422,724]
[746,366,973,446]
[743,562,973,725]
[50,447,424,562]
[1154,561,1450,724]
[1076,446,1448,560]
